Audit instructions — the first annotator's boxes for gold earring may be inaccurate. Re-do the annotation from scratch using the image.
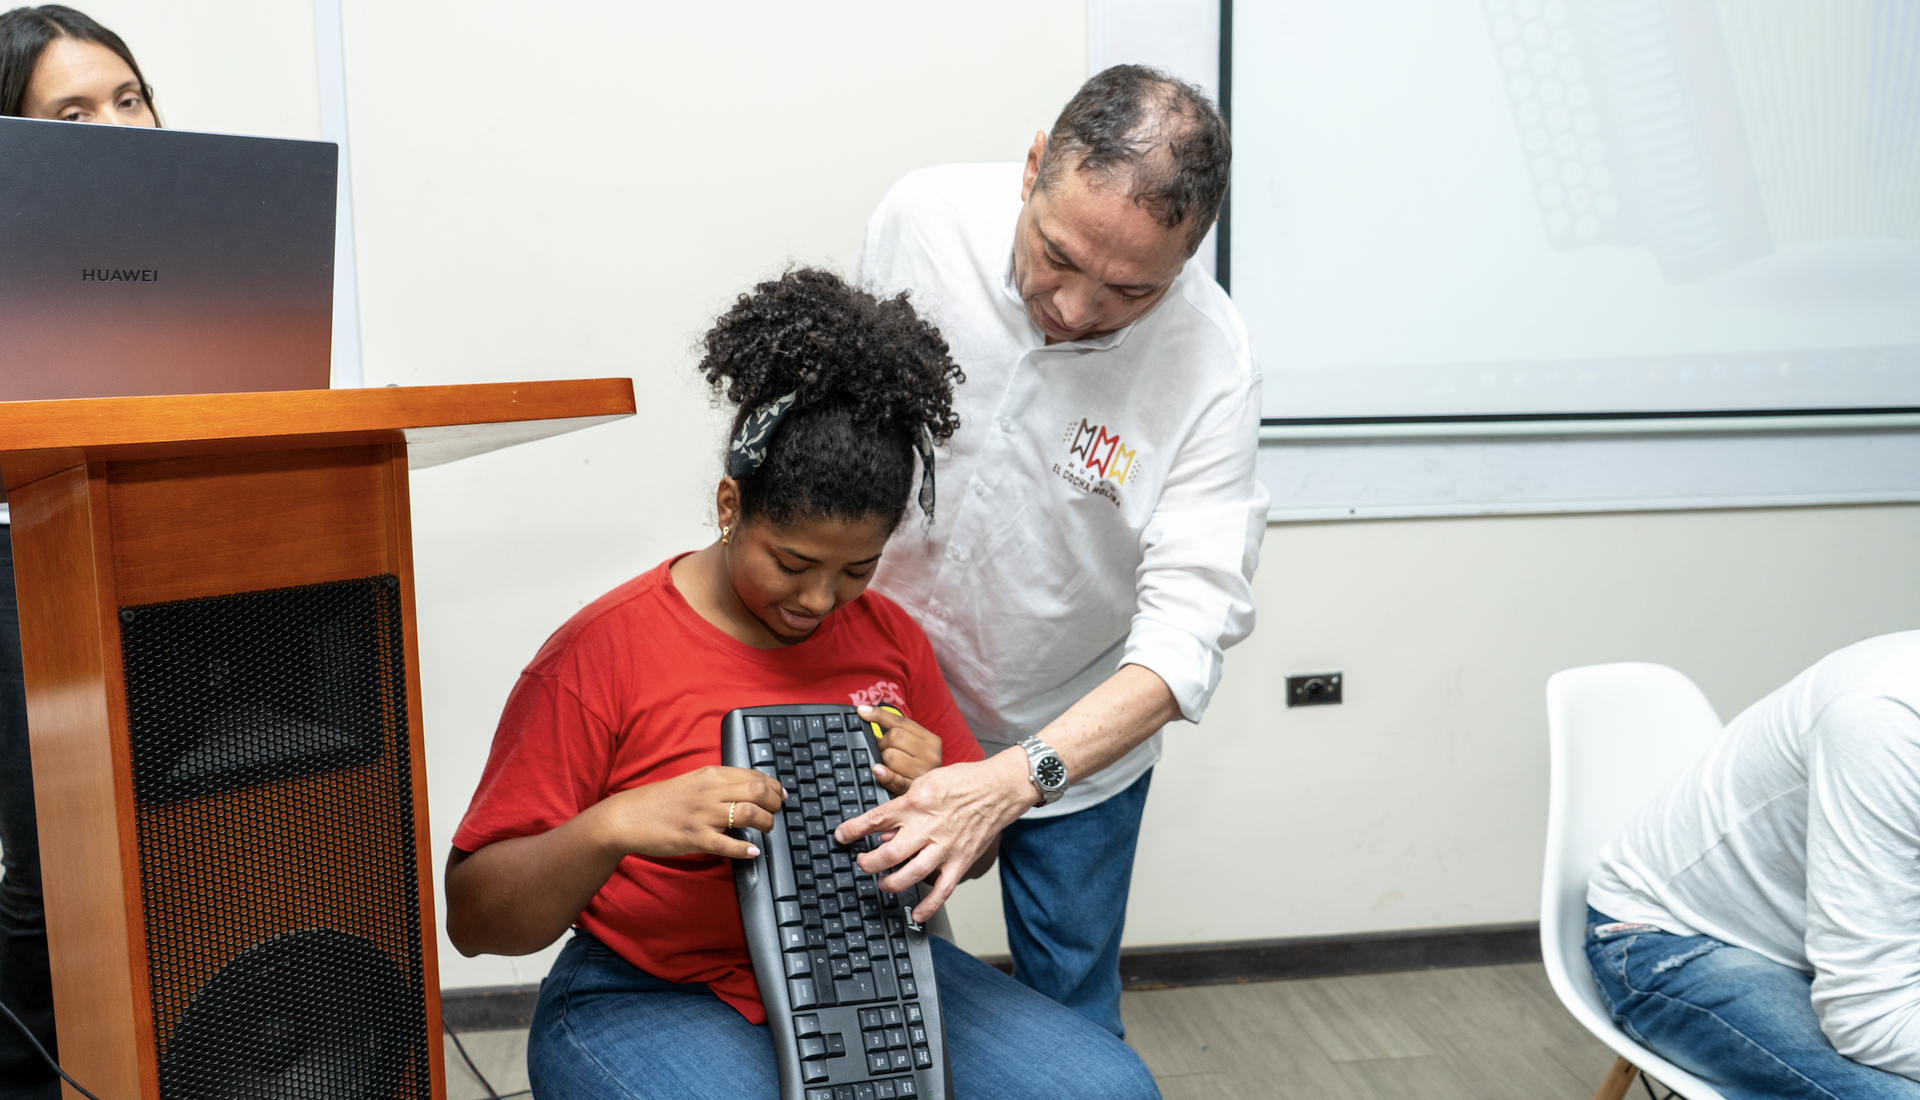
[721,525,731,546]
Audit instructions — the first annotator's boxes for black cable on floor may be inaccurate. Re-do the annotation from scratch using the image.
[0,996,108,1100]
[443,1016,530,1099]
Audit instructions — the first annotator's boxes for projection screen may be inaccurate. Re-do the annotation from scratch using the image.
[1231,0,1920,421]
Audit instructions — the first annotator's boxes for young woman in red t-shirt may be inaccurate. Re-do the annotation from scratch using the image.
[445,269,1158,1099]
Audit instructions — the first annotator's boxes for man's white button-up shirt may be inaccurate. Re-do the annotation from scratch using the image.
[855,164,1268,818]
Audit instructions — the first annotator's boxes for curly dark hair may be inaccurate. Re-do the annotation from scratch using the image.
[699,267,963,533]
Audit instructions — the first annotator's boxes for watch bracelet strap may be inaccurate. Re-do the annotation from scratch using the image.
[1020,736,1066,802]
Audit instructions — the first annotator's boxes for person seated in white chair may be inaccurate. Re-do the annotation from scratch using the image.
[1586,631,1920,1100]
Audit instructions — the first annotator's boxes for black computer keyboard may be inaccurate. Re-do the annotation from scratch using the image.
[724,704,951,1100]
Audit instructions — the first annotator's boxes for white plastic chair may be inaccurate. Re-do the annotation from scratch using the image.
[1543,663,1730,1100]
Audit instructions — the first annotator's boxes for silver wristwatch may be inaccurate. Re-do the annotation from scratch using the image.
[1019,736,1069,805]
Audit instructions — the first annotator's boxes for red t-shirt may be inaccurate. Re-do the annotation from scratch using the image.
[451,555,983,1024]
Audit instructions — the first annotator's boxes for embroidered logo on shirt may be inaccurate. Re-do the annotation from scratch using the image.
[849,680,905,708]
[1066,419,1138,484]
[1053,419,1142,507]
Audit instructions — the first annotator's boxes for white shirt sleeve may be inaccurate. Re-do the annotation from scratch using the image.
[1121,371,1269,722]
[1805,692,1920,1079]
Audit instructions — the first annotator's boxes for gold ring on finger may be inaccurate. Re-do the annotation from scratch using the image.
[728,801,737,830]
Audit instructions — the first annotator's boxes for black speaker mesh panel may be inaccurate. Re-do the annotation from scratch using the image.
[120,575,429,1100]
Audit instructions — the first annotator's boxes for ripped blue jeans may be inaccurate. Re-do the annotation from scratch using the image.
[1585,907,1920,1100]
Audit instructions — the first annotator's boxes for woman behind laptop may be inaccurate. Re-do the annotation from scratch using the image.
[445,268,1159,1099]
[0,5,156,124]
[0,8,156,1095]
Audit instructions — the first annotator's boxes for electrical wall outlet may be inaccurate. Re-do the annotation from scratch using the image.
[1286,672,1342,707]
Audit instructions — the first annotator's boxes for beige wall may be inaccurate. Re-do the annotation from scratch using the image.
[56,1,1920,991]
[942,503,1920,956]
[78,0,320,139]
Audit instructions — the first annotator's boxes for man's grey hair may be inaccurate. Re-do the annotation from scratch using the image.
[1033,64,1232,256]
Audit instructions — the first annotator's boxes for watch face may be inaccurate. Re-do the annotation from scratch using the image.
[1036,755,1067,789]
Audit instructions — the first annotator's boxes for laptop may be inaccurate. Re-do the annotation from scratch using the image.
[0,115,337,402]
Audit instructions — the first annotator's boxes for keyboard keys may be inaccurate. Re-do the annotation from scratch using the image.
[834,973,877,1004]
[733,711,944,1092]
[871,958,897,1000]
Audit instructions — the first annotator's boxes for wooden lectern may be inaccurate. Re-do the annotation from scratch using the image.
[0,380,634,1100]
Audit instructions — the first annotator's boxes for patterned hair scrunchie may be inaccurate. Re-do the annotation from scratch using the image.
[727,391,797,480]
[727,391,937,520]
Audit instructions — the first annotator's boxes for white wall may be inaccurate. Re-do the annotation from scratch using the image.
[336,0,1092,988]
[79,0,319,139]
[68,1,1920,991]
[943,502,1920,955]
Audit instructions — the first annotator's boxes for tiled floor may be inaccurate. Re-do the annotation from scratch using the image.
[442,962,1628,1100]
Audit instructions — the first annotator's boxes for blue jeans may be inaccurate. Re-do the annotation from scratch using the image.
[998,768,1152,1039]
[1586,908,1920,1100]
[529,929,1159,1100]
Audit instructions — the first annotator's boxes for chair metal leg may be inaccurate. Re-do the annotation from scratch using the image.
[1592,1056,1641,1100]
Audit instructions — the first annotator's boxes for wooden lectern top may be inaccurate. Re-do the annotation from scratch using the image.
[0,377,636,491]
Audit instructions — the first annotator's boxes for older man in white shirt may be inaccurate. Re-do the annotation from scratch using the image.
[838,66,1266,1037]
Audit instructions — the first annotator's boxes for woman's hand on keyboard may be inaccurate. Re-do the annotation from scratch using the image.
[858,705,944,795]
[597,765,788,861]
